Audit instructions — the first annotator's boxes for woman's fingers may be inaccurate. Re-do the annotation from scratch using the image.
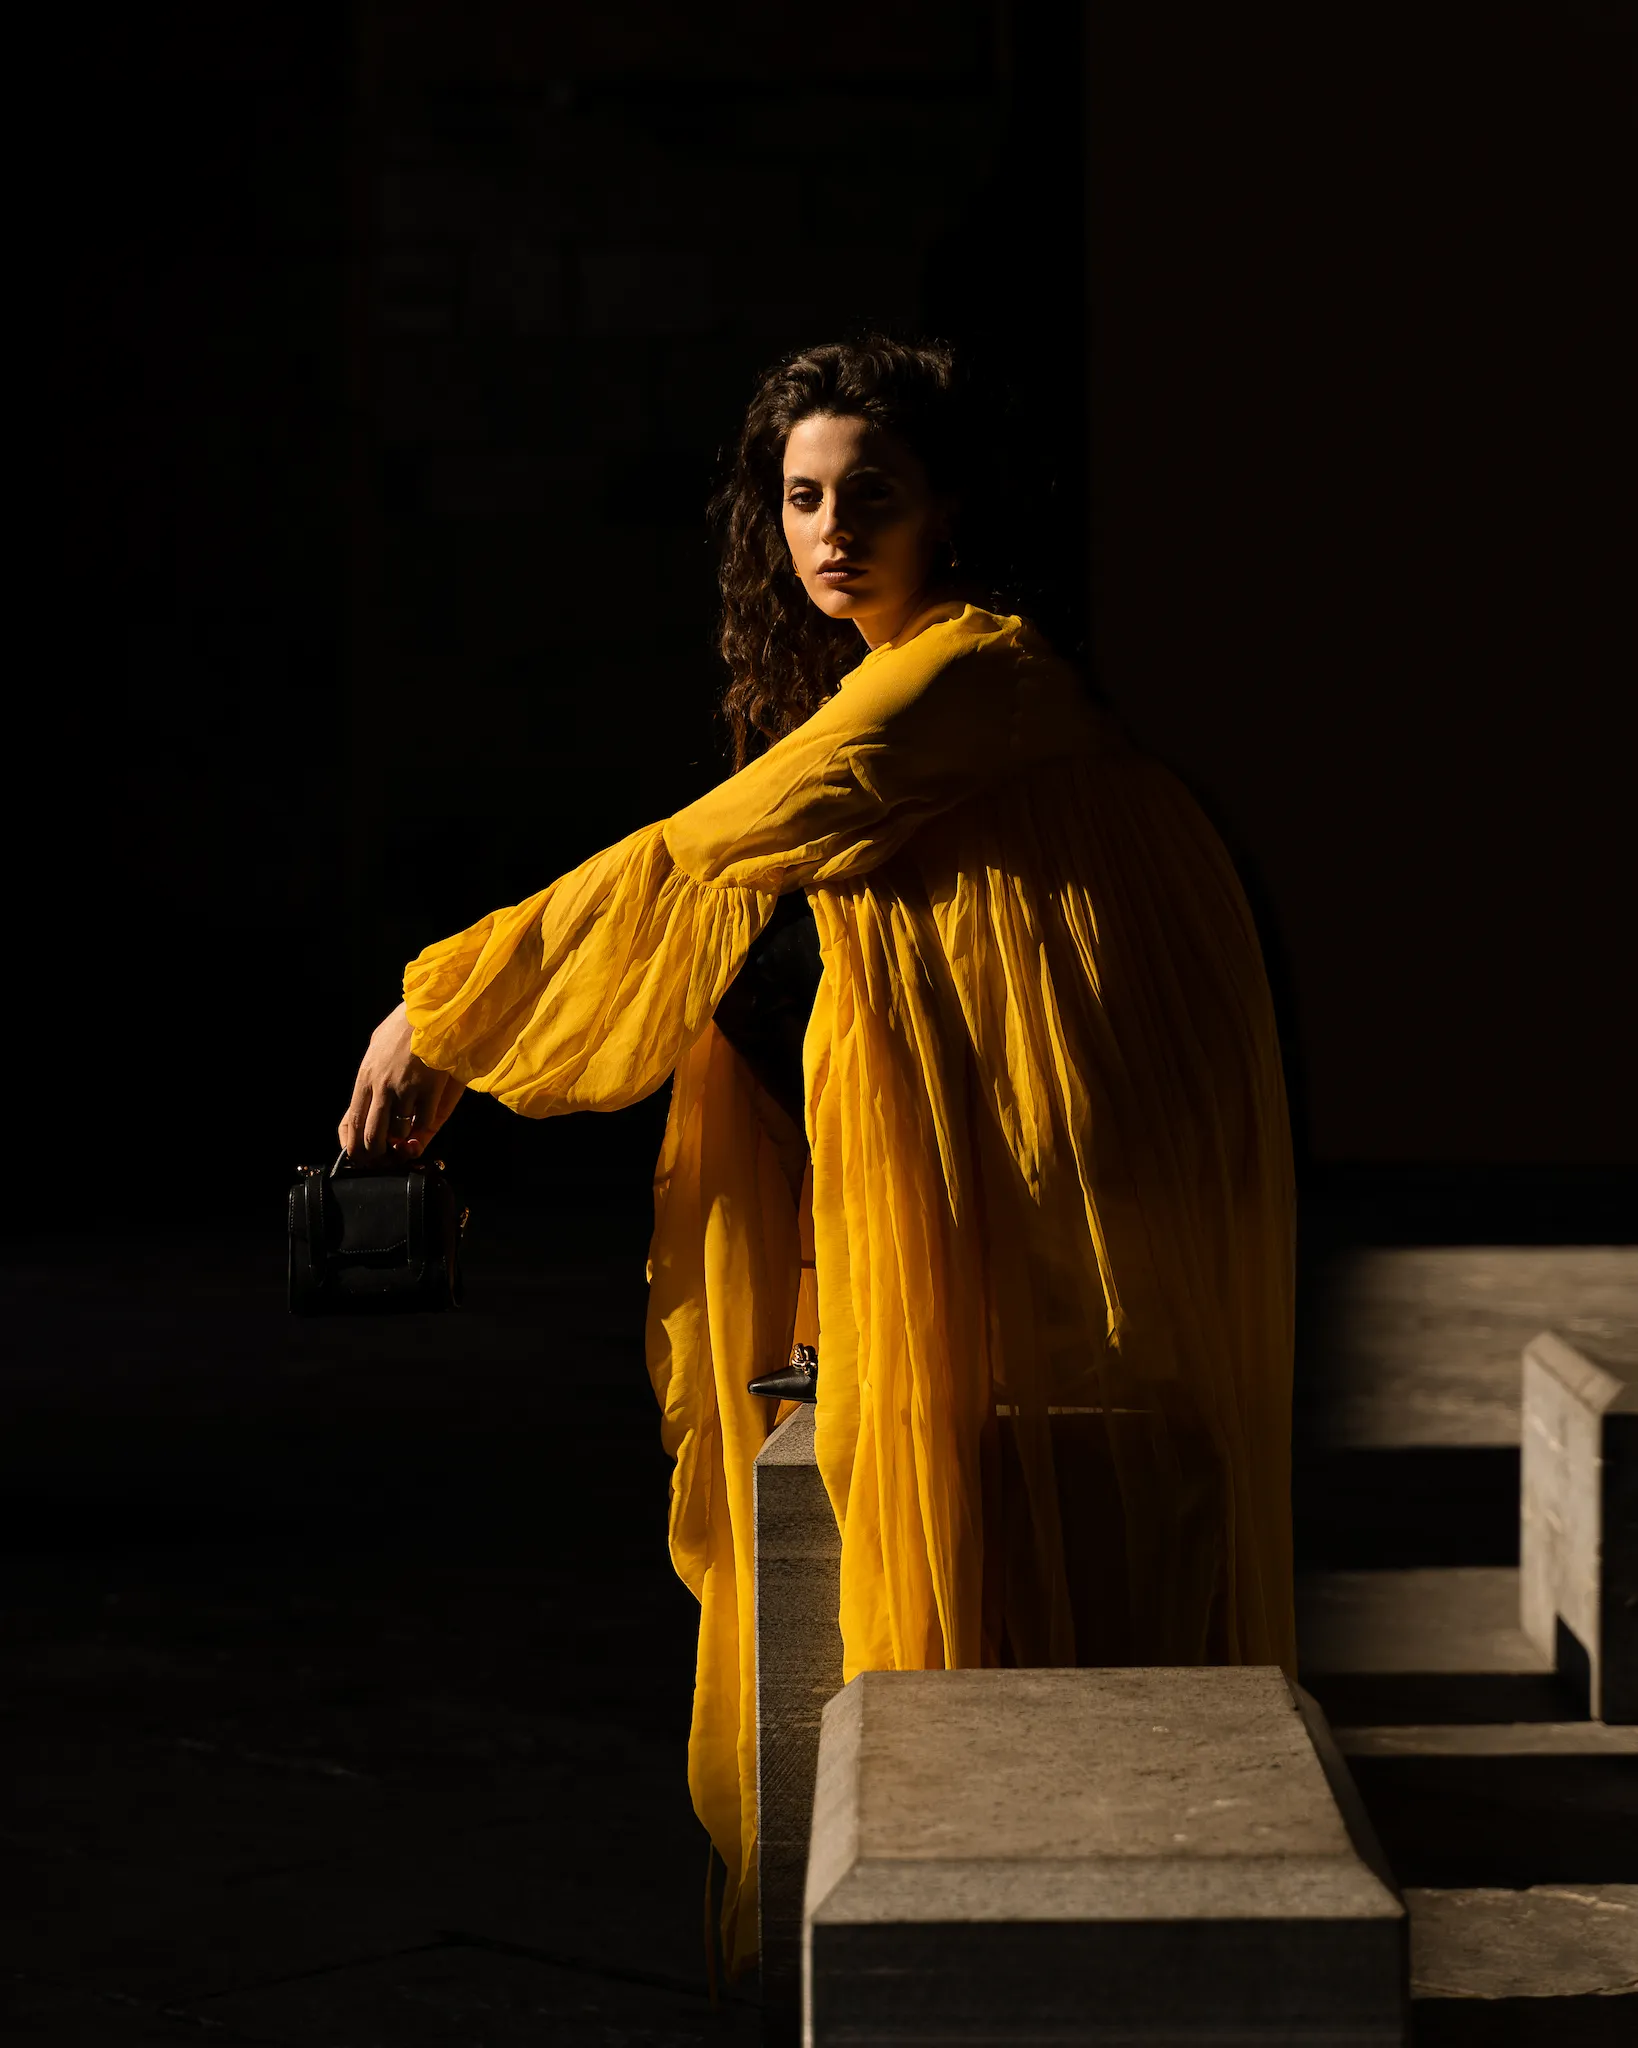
[338,1010,461,1163]
[339,1072,374,1161]
[361,1082,398,1161]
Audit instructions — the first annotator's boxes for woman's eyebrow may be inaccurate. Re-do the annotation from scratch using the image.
[782,466,894,489]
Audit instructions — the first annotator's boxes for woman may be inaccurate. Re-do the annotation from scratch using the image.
[340,338,1297,1976]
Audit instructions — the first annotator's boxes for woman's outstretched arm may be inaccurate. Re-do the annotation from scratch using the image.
[337,611,1093,1150]
[338,822,776,1144]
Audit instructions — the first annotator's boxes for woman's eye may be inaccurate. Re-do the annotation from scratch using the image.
[787,490,820,510]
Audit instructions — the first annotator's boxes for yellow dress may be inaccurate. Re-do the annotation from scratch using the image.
[404,604,1296,1973]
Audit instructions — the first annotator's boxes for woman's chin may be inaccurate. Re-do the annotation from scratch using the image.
[805,581,879,622]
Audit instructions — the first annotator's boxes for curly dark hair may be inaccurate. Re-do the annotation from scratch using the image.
[712,335,1026,769]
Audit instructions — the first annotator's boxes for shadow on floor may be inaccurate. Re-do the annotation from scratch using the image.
[1,1205,758,2044]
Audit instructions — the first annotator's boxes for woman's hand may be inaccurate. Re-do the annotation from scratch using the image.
[339,1002,465,1163]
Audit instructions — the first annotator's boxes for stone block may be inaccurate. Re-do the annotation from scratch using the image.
[1295,1249,1638,1573]
[1334,1720,1638,1889]
[1521,1331,1638,1721]
[1407,1885,1638,2044]
[1303,1249,1638,1454]
[1297,1567,1575,1725]
[804,1666,1406,2046]
[755,1407,843,2032]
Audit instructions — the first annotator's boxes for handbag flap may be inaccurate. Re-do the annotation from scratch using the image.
[330,1173,414,1256]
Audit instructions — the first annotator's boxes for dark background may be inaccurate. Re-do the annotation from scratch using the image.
[5,8,1634,2039]
[27,0,1636,1232]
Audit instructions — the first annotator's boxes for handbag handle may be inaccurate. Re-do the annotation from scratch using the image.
[331,1150,445,1177]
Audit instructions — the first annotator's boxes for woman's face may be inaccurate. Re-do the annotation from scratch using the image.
[781,412,951,648]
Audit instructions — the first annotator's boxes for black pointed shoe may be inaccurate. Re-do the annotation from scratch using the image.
[748,1342,818,1403]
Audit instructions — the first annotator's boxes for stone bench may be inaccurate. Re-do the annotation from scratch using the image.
[1521,1330,1638,1721]
[804,1666,1407,2046]
[755,1407,844,2033]
[1294,1248,1638,1571]
[1332,1720,1638,1889]
[1405,1885,1638,2040]
[1297,1566,1570,1726]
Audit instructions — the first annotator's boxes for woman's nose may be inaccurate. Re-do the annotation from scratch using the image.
[820,494,851,542]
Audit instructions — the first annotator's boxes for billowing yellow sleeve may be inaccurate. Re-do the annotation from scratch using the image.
[403,822,774,1115]
[403,608,1096,1112]
[665,607,1096,889]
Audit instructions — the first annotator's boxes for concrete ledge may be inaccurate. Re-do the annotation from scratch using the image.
[1300,1249,1638,1452]
[1297,1568,1585,1726]
[1293,1249,1638,1573]
[1521,1331,1638,1721]
[756,1407,843,2033]
[1334,1721,1638,1888]
[1408,1886,1638,2045]
[1299,1568,1549,1676]
[1338,1723,1638,1758]
[804,1667,1406,2046]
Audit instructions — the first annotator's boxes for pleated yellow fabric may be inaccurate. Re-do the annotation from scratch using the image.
[404,605,1296,1975]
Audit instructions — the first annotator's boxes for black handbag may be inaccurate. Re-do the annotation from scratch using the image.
[288,1153,468,1315]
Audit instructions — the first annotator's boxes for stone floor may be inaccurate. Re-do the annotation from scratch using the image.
[1,1205,760,2043]
[7,1219,1637,2042]
[1296,1257,1638,2042]
[1298,1247,1638,1450]
[1293,1246,1638,1571]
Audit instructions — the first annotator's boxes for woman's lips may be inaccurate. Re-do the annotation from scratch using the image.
[816,561,864,582]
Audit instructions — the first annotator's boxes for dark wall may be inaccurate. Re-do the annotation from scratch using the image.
[25,3,1632,1229]
[32,5,353,1206]
[1087,8,1636,1170]
[30,1,1083,1213]
[340,2,1086,1198]
[345,2,1057,998]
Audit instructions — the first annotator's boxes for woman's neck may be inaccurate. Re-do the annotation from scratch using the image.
[855,589,966,653]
